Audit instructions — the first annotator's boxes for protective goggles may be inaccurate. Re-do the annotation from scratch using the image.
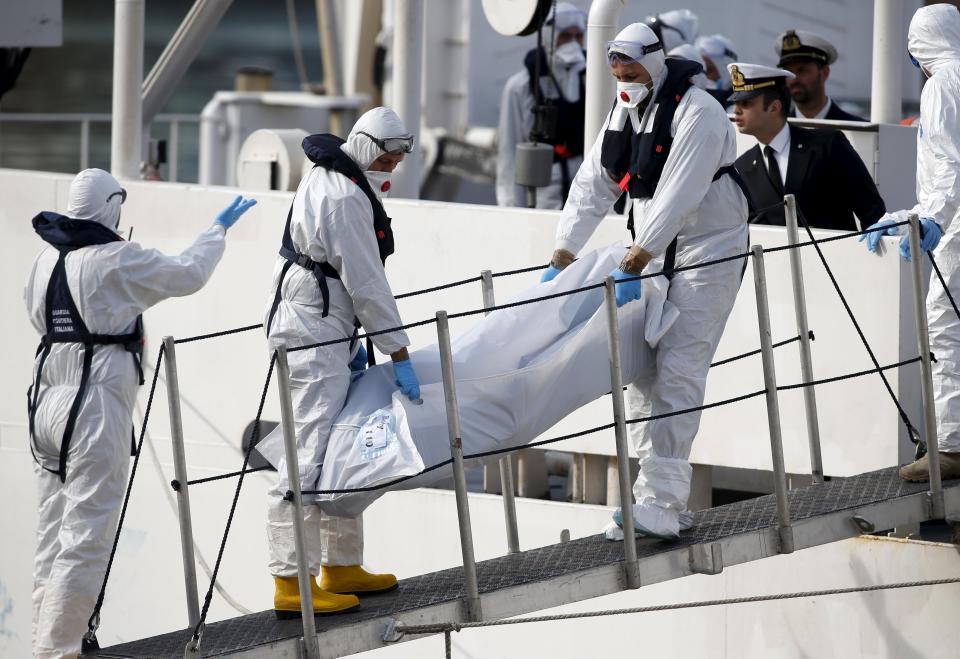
[358,130,414,154]
[606,40,663,65]
[106,188,127,204]
[908,51,921,69]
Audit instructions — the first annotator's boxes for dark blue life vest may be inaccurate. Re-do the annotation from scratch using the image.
[523,46,586,161]
[28,212,144,482]
[266,134,395,342]
[523,46,586,203]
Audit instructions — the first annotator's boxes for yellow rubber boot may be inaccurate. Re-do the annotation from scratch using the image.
[273,575,359,619]
[320,565,399,595]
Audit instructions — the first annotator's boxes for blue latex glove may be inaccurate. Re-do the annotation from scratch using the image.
[899,218,943,261]
[610,268,642,307]
[214,195,257,230]
[349,344,367,380]
[393,359,421,401]
[858,218,899,253]
[541,265,563,283]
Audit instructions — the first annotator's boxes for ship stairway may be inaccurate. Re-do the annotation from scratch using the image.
[89,468,960,658]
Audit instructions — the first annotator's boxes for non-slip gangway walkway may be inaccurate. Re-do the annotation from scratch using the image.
[89,468,960,658]
[76,206,960,658]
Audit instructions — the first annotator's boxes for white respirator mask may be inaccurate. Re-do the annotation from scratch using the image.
[365,170,392,199]
[554,41,586,67]
[616,81,652,108]
[615,80,653,133]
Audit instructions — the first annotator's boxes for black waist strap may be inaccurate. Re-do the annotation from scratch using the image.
[629,165,750,281]
[267,199,342,334]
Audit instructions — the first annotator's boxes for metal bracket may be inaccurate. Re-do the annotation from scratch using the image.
[778,525,795,554]
[850,514,875,534]
[383,618,404,643]
[927,490,946,520]
[688,542,723,575]
[183,623,203,657]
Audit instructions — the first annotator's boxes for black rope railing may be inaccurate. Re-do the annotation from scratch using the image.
[87,215,931,650]
[182,464,272,488]
[395,274,483,299]
[710,331,813,368]
[174,323,263,345]
[189,353,277,649]
[300,354,922,497]
[83,344,166,652]
[928,249,960,323]
[792,212,921,447]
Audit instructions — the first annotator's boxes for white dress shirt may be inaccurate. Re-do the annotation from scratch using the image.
[793,98,833,120]
[761,121,791,186]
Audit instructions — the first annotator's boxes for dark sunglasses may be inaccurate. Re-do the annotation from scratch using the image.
[107,188,127,205]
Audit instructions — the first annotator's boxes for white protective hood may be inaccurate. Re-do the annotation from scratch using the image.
[270,245,679,516]
[653,9,698,52]
[668,44,708,89]
[909,4,960,76]
[696,34,738,89]
[550,1,586,34]
[340,106,410,170]
[66,168,123,230]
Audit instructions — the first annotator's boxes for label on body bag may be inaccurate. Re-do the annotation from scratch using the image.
[358,410,395,461]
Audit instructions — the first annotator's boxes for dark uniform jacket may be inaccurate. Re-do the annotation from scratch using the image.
[810,100,867,122]
[735,124,886,231]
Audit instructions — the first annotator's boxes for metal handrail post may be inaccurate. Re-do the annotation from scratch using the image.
[751,246,795,553]
[481,269,521,554]
[161,336,200,627]
[907,215,944,517]
[79,119,90,172]
[783,195,824,484]
[169,119,180,183]
[275,346,320,658]
[436,311,483,621]
[603,277,641,588]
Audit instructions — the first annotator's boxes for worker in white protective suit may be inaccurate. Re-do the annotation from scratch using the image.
[667,44,709,90]
[496,2,587,209]
[262,106,420,617]
[541,23,749,539]
[25,168,255,659]
[861,3,960,482]
[645,9,699,53]
[694,34,739,104]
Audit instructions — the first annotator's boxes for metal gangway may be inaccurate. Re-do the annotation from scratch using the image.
[84,203,960,658]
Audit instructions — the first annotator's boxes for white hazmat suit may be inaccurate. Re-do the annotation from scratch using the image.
[25,169,235,659]
[554,24,748,538]
[496,2,587,209]
[897,5,960,453]
[260,108,411,574]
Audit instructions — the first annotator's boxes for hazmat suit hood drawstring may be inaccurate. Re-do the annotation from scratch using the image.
[909,4,960,76]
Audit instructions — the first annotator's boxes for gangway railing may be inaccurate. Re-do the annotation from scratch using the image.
[82,199,949,659]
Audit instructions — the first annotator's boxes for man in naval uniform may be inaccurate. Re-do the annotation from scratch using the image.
[731,63,886,231]
[776,29,867,122]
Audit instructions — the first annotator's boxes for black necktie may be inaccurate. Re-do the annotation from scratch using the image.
[764,145,784,194]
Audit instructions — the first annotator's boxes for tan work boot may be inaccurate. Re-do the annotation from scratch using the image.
[320,565,398,595]
[899,451,960,482]
[273,575,360,619]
